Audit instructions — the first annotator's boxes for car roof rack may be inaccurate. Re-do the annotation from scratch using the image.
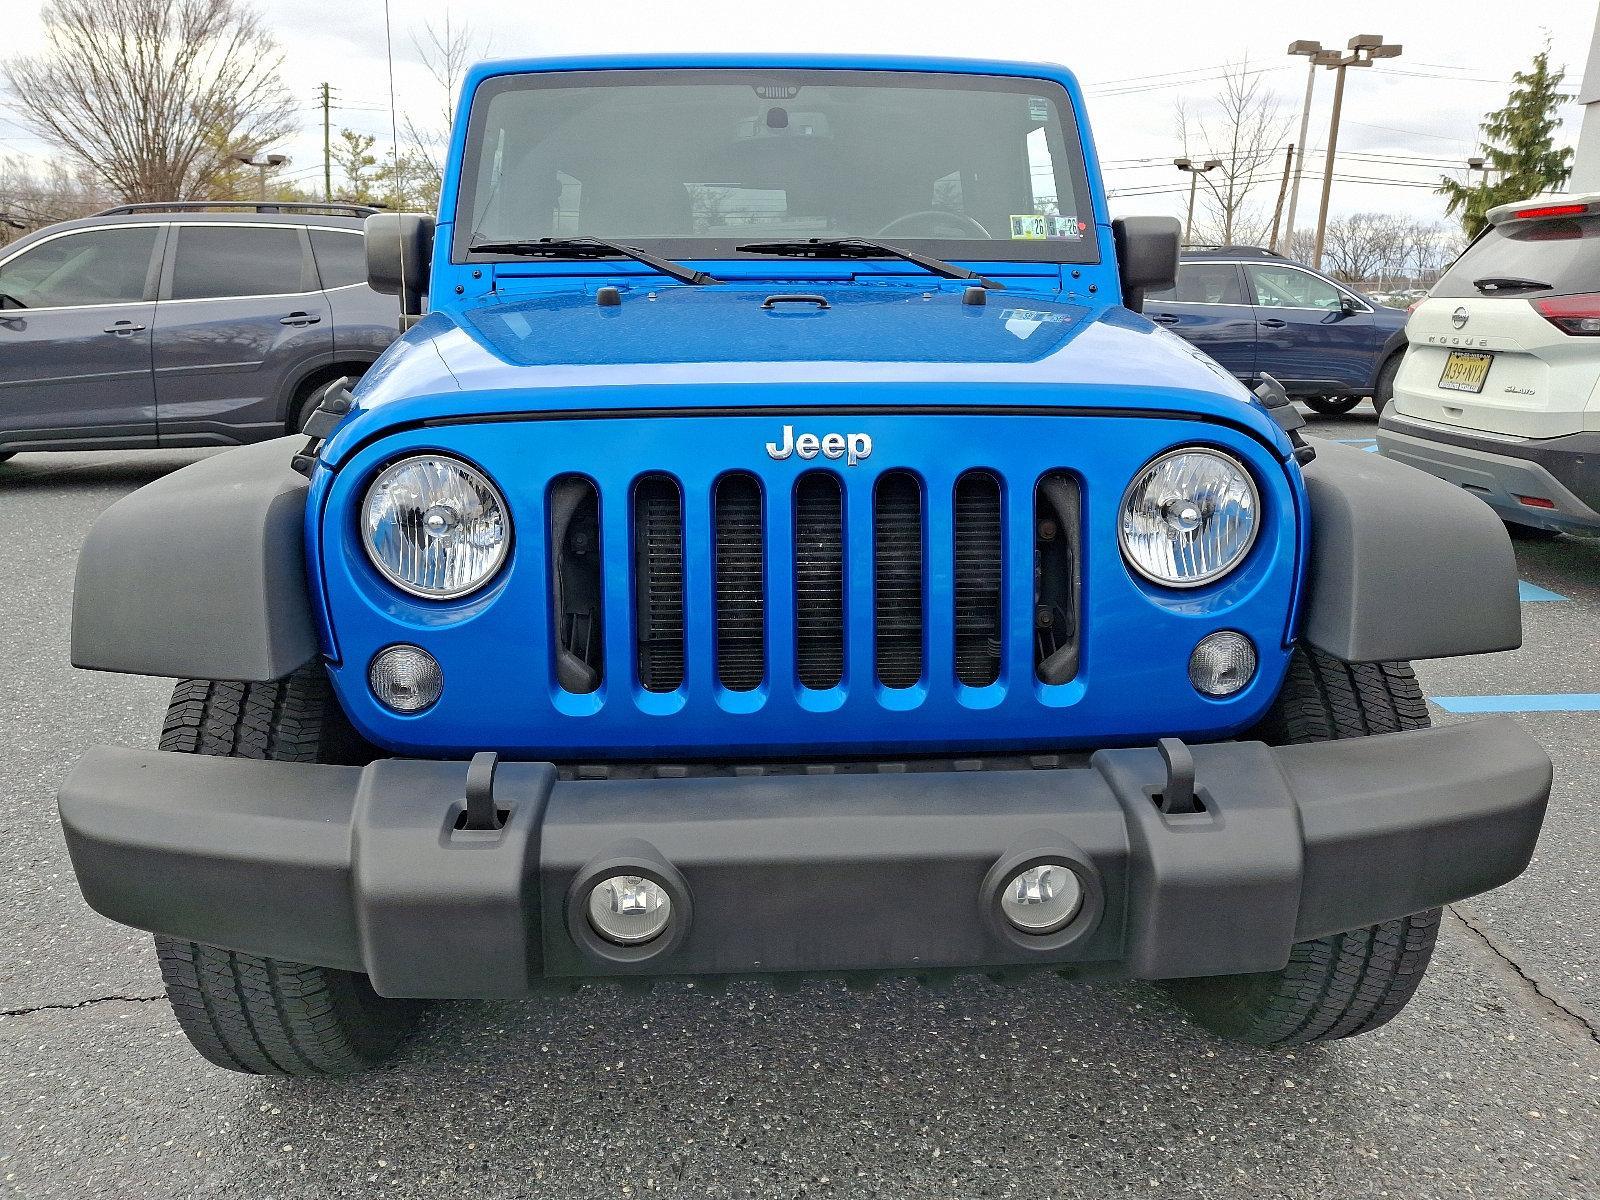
[1182,244,1285,259]
[93,201,382,218]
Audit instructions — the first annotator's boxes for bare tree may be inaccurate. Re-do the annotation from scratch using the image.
[3,0,296,203]
[0,155,109,245]
[401,14,488,211]
[1174,62,1290,246]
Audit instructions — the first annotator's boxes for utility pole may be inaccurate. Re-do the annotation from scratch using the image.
[1268,143,1295,252]
[1282,41,1325,257]
[1312,34,1403,271]
[318,83,335,202]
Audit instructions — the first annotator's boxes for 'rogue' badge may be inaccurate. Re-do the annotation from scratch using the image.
[765,424,872,466]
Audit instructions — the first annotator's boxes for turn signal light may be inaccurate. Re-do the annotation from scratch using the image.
[1532,294,1600,336]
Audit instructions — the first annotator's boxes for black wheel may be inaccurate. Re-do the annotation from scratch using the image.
[1302,395,1361,416]
[1372,352,1402,415]
[1505,520,1561,541]
[153,667,423,1076]
[1165,648,1441,1046]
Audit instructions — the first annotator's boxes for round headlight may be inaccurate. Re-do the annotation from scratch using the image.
[361,455,509,598]
[1119,448,1259,588]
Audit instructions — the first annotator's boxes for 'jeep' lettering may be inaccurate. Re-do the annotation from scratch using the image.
[765,425,873,466]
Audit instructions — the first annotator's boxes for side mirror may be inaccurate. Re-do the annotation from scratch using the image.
[365,212,435,329]
[1111,216,1181,314]
[1339,294,1358,316]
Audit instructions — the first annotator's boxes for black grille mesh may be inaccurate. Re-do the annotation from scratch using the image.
[794,472,844,689]
[714,473,766,690]
[874,471,924,687]
[633,475,684,692]
[954,472,1003,686]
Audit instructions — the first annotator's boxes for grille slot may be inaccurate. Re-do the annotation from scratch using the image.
[874,470,924,687]
[1035,472,1082,685]
[794,472,844,689]
[714,473,765,690]
[633,475,685,692]
[954,471,1003,687]
[549,476,603,693]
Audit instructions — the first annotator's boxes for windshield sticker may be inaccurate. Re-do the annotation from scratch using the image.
[1010,214,1085,240]
[1000,308,1075,340]
[1028,97,1051,123]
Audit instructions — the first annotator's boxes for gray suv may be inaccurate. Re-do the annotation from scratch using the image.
[0,203,399,461]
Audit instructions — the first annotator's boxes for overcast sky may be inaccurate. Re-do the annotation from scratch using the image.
[3,0,1595,232]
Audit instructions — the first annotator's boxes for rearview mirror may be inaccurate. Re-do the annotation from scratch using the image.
[365,212,436,330]
[1111,216,1181,314]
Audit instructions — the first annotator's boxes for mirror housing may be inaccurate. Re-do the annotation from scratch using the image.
[1339,294,1358,316]
[1111,216,1181,314]
[365,212,435,329]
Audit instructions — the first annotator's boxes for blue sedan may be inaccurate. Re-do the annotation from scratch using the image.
[1144,246,1409,415]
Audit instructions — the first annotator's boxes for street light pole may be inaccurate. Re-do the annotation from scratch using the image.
[233,152,289,203]
[1281,40,1323,256]
[1175,157,1223,246]
[1311,35,1402,271]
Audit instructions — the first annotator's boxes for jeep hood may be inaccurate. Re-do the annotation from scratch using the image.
[327,283,1286,465]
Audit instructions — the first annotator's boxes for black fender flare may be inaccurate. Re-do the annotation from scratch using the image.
[1300,442,1521,662]
[71,437,319,682]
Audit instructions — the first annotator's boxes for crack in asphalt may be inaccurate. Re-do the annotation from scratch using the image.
[1,994,163,1019]
[1448,905,1600,1047]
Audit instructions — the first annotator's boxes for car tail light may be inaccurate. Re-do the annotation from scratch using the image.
[1511,202,1589,220]
[1531,294,1600,336]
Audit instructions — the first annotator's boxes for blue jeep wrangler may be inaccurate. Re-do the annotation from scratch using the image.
[59,57,1551,1076]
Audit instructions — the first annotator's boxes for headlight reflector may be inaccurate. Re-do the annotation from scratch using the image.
[1119,449,1259,587]
[999,863,1083,934]
[361,455,509,598]
[587,875,673,945]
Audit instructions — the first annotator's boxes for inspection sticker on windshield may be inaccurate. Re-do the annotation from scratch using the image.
[1009,214,1084,240]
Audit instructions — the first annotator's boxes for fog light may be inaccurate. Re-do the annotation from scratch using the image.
[369,645,443,712]
[587,875,672,945]
[999,863,1083,934]
[1188,631,1256,697]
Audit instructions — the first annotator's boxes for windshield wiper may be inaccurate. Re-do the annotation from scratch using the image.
[1473,276,1552,294]
[735,238,1004,290]
[467,236,722,286]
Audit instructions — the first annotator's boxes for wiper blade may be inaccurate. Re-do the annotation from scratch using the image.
[735,238,1004,290]
[467,236,722,286]
[1473,276,1552,293]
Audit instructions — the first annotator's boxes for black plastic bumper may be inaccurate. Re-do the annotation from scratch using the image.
[58,719,1551,998]
[1379,411,1600,530]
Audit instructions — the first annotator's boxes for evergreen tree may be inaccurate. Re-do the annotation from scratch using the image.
[1439,45,1574,238]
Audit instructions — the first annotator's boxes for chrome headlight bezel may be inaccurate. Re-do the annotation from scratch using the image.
[1117,446,1261,589]
[360,453,511,600]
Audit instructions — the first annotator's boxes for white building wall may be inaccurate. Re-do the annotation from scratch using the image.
[1573,3,1600,191]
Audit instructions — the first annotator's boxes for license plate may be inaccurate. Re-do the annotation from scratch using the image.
[1439,350,1493,394]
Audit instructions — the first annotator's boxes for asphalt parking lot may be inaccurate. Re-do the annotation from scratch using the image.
[1,411,1596,1199]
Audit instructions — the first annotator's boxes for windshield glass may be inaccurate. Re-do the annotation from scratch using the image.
[1432,215,1600,298]
[454,69,1096,265]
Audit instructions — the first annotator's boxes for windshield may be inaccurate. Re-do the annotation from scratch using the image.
[1432,215,1600,298]
[454,69,1096,265]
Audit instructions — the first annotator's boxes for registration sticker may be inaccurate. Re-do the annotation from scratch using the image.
[1010,214,1049,240]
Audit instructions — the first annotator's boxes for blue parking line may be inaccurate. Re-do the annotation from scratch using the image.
[1433,694,1600,713]
[1519,580,1569,602]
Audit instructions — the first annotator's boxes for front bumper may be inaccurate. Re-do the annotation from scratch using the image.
[1378,411,1600,532]
[59,719,1550,998]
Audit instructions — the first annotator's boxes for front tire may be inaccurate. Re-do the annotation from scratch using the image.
[1165,648,1441,1046]
[1302,395,1361,416]
[153,668,424,1076]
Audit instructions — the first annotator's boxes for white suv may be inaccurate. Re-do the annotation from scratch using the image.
[1378,193,1600,533]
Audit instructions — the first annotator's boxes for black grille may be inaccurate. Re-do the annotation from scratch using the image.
[714,473,765,690]
[794,472,844,689]
[634,476,684,692]
[954,471,1003,686]
[874,471,923,687]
